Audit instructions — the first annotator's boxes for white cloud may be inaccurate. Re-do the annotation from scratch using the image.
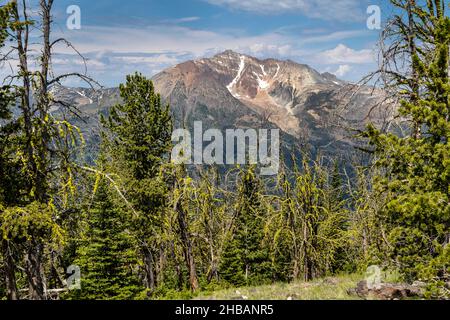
[298,31,369,45]
[52,57,106,68]
[47,51,190,87]
[334,64,351,77]
[204,0,366,22]
[247,43,293,57]
[43,25,375,86]
[54,24,367,60]
[161,17,200,24]
[317,44,374,64]
[54,25,286,57]
[114,54,181,65]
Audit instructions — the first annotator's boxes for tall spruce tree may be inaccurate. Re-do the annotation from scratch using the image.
[220,167,271,286]
[72,179,141,300]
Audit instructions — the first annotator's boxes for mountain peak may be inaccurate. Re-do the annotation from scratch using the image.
[151,51,356,137]
[211,50,254,64]
[214,49,242,58]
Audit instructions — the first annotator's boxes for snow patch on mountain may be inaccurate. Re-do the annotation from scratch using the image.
[227,55,246,98]
[260,65,267,76]
[274,64,280,78]
[76,90,93,104]
[256,74,269,90]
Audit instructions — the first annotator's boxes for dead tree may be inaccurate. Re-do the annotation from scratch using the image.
[2,0,99,300]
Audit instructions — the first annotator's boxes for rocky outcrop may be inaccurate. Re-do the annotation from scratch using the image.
[348,280,424,300]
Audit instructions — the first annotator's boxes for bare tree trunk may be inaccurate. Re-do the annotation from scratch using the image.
[35,0,53,203]
[362,227,368,257]
[171,171,199,292]
[170,241,184,290]
[11,1,47,301]
[207,243,218,283]
[302,223,311,282]
[24,242,45,300]
[179,212,199,292]
[142,247,155,291]
[157,244,165,285]
[206,221,218,282]
[176,264,184,290]
[406,0,421,139]
[12,1,35,197]
[22,1,54,301]
[175,200,199,292]
[292,260,299,280]
[1,240,18,300]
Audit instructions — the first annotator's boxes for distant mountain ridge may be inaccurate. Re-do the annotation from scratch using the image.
[152,50,348,137]
[50,50,394,163]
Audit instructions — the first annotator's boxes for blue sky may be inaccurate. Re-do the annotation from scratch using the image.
[7,0,391,87]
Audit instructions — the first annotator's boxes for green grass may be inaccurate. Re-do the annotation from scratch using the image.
[193,272,401,300]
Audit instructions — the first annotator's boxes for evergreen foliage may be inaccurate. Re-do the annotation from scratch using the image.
[220,166,271,286]
[71,180,141,300]
[100,72,173,291]
[363,0,450,294]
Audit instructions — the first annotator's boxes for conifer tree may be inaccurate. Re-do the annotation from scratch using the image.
[365,0,450,291]
[101,73,173,291]
[72,180,141,300]
[220,167,271,286]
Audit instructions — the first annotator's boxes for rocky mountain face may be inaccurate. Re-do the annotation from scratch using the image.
[154,50,345,137]
[51,50,394,163]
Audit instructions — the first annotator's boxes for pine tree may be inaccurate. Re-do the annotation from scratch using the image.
[220,167,271,286]
[72,180,141,300]
[365,0,450,291]
[101,72,173,291]
[328,160,350,273]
